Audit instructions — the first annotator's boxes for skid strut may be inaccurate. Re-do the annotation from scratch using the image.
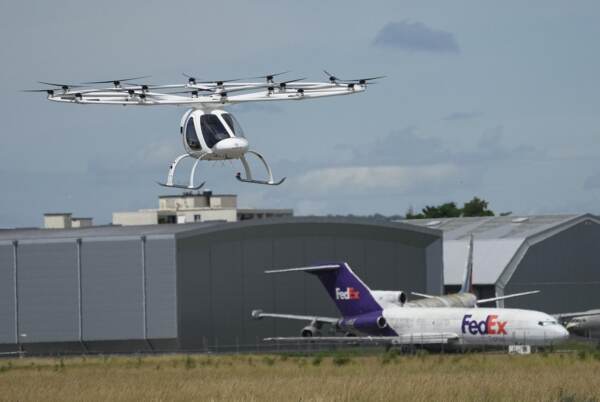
[236,150,286,185]
[157,154,206,190]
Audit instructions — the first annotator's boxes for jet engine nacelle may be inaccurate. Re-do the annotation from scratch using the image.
[300,325,321,337]
[339,314,388,335]
[372,290,407,308]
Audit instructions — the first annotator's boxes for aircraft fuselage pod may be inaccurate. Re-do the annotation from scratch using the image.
[159,107,283,190]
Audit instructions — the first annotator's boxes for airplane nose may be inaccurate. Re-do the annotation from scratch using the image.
[557,326,570,341]
[213,137,249,158]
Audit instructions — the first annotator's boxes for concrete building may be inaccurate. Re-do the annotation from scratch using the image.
[113,191,293,226]
[44,213,93,229]
[405,214,600,313]
[0,218,442,353]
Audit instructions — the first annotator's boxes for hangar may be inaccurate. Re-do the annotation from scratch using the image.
[405,214,600,313]
[0,217,442,353]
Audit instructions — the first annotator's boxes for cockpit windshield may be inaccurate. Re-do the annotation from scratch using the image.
[200,114,231,148]
[538,320,559,326]
[185,118,201,150]
[221,114,245,138]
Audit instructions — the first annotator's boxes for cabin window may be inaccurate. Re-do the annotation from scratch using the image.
[222,114,245,138]
[200,114,230,148]
[185,118,201,150]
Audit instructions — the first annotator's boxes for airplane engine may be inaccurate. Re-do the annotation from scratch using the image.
[372,290,407,307]
[339,314,388,334]
[300,325,321,337]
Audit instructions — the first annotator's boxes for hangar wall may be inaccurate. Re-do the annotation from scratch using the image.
[504,221,600,313]
[0,233,180,353]
[176,220,442,350]
[0,242,16,346]
[0,219,441,353]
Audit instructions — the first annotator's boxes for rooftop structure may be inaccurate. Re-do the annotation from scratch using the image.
[112,191,293,226]
[43,213,93,229]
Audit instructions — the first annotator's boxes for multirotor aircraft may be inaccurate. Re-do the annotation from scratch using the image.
[26,71,382,189]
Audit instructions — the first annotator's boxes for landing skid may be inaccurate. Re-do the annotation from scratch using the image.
[158,154,205,190]
[238,150,285,186]
[157,181,205,190]
[236,173,286,186]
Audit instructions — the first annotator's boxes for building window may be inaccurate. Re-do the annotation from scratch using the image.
[158,215,177,224]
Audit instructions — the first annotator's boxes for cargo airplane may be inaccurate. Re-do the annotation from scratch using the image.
[252,262,569,347]
[407,235,539,308]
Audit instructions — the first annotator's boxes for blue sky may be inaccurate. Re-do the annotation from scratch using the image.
[1,0,599,226]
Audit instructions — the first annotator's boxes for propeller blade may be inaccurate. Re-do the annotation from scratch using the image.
[169,88,213,94]
[120,84,185,91]
[323,70,338,82]
[37,81,83,91]
[23,88,57,95]
[182,73,245,85]
[277,78,306,89]
[340,75,386,84]
[250,71,291,81]
[81,75,151,85]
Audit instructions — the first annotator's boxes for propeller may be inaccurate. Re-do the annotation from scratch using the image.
[37,81,83,91]
[323,70,385,85]
[250,71,291,83]
[81,75,151,87]
[169,88,214,95]
[323,70,339,83]
[340,75,386,85]
[182,73,243,86]
[23,88,57,95]
[277,78,306,90]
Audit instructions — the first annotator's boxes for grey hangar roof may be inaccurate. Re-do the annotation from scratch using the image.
[404,214,600,287]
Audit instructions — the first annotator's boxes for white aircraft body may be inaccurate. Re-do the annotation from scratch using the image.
[253,263,569,347]
[407,235,539,308]
[556,310,600,338]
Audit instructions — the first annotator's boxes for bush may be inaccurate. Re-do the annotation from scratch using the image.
[262,357,275,366]
[185,355,196,369]
[311,356,323,366]
[332,355,351,366]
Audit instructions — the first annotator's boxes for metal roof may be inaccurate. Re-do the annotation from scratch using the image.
[0,217,441,243]
[405,214,600,286]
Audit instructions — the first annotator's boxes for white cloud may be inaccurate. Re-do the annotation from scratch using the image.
[373,21,460,53]
[293,164,462,195]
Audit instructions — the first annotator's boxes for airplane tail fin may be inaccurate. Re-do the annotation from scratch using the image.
[265,262,383,317]
[460,234,474,294]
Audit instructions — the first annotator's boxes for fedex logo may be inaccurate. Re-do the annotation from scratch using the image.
[335,287,360,300]
[461,314,507,335]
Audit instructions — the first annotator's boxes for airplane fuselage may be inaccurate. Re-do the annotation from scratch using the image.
[371,307,568,346]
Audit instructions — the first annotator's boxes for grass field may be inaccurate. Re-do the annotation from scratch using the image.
[1,349,600,401]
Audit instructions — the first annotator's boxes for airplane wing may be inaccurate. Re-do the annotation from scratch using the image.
[477,290,540,304]
[410,292,437,299]
[553,309,600,321]
[264,332,460,345]
[251,309,339,325]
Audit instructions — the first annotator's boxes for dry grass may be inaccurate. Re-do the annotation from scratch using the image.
[0,351,599,401]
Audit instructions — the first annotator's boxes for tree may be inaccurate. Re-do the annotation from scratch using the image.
[405,197,495,219]
[462,197,495,217]
[422,202,462,218]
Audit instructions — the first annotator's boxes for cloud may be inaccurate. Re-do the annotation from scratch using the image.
[373,21,459,53]
[292,164,463,196]
[351,125,544,167]
[584,172,600,190]
[442,111,483,121]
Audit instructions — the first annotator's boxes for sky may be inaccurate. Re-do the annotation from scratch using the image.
[1,0,599,227]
